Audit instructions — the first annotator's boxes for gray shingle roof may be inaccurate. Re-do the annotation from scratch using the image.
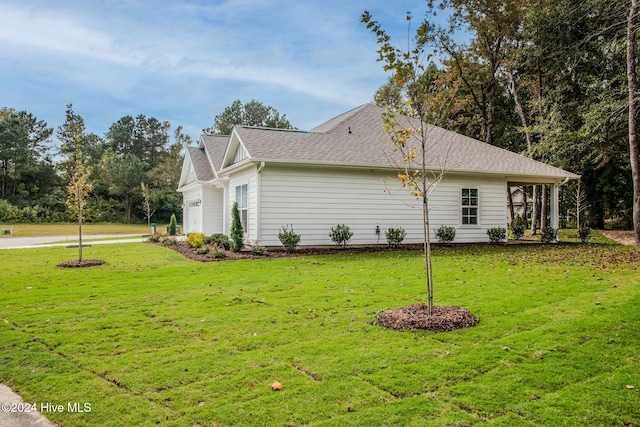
[201,134,228,172]
[231,104,579,180]
[186,146,214,182]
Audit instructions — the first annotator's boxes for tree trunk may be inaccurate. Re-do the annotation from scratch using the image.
[530,185,540,235]
[628,0,640,246]
[507,187,515,223]
[78,200,83,262]
[541,185,548,229]
[507,68,533,150]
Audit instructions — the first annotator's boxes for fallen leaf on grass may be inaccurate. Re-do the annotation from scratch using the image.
[198,402,205,406]
[270,381,282,390]
[626,385,635,389]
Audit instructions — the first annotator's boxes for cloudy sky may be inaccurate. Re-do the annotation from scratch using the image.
[0,0,450,143]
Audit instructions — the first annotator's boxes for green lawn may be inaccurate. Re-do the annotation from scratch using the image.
[1,238,639,426]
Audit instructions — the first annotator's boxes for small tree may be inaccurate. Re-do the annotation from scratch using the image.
[66,158,93,262]
[168,213,177,236]
[569,182,589,228]
[362,10,453,315]
[230,201,244,252]
[141,182,156,234]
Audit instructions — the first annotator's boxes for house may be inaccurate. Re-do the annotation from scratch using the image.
[177,104,579,246]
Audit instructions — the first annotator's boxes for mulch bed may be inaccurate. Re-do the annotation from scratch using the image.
[57,259,107,268]
[376,304,480,332]
[150,241,502,262]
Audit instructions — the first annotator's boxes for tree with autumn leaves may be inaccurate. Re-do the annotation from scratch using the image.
[59,105,93,263]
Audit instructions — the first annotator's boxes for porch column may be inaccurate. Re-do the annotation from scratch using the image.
[550,183,559,237]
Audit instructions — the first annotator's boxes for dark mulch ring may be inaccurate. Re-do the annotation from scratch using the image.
[57,259,107,268]
[376,304,480,332]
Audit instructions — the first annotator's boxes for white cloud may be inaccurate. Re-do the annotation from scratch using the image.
[0,0,431,137]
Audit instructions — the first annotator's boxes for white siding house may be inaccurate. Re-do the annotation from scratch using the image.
[177,104,579,245]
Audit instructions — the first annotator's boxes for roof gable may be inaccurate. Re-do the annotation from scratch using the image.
[221,129,252,169]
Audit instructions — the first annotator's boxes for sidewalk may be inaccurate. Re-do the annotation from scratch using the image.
[0,234,147,249]
[0,385,56,427]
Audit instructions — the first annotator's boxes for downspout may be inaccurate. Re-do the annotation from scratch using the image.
[256,162,265,244]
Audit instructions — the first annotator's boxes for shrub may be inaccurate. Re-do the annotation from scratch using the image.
[160,237,176,245]
[540,226,558,244]
[487,227,507,244]
[195,245,210,255]
[510,214,527,240]
[251,241,266,256]
[510,224,525,240]
[278,224,301,252]
[578,226,592,243]
[205,233,232,250]
[435,225,456,244]
[230,201,244,252]
[186,232,205,248]
[385,227,406,248]
[329,224,353,248]
[210,248,226,258]
[168,214,178,236]
[148,233,163,243]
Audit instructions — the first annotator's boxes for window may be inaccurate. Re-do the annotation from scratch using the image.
[235,184,248,233]
[461,188,478,225]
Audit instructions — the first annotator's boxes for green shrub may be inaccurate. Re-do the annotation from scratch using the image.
[510,214,527,240]
[487,227,507,244]
[510,224,525,240]
[195,245,210,255]
[251,242,266,256]
[540,226,558,244]
[204,233,232,250]
[578,226,592,243]
[329,224,353,248]
[186,232,205,248]
[435,225,456,244]
[278,224,301,252]
[230,201,244,252]
[168,214,178,236]
[210,247,226,258]
[385,227,406,248]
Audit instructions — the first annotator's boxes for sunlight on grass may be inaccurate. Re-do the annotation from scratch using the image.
[0,241,638,426]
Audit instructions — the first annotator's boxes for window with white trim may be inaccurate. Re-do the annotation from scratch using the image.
[235,184,248,233]
[461,188,478,225]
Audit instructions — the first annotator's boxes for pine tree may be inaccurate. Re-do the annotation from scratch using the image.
[230,201,244,252]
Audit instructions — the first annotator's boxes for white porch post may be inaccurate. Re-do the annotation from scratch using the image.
[550,183,560,239]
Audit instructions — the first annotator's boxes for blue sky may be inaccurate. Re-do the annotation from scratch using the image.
[0,0,451,144]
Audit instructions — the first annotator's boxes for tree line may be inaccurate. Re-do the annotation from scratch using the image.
[369,0,639,239]
[0,104,189,224]
[0,99,294,225]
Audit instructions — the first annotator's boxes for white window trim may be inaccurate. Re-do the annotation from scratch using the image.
[460,187,480,227]
[235,183,248,235]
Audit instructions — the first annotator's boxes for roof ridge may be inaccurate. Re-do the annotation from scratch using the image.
[237,126,307,133]
[309,104,373,133]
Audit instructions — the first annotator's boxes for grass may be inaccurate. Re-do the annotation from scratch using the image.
[0,223,156,237]
[0,236,639,426]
